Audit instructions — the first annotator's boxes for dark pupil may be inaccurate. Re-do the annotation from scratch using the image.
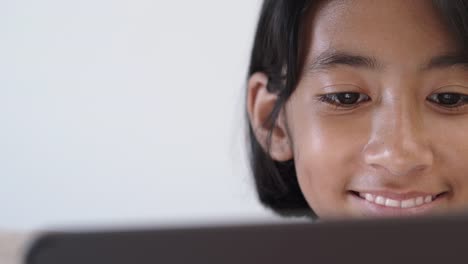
[438,93,461,105]
[337,93,359,104]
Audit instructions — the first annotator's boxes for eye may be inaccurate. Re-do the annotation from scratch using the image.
[317,92,371,108]
[427,93,468,109]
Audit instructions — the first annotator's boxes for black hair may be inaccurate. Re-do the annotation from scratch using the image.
[247,0,314,218]
[246,0,468,218]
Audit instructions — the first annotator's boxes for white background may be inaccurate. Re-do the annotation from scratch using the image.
[0,0,289,230]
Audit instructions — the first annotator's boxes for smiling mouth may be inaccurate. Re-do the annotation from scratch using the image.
[349,191,448,209]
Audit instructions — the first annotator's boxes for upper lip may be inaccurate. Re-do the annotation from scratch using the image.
[350,190,447,200]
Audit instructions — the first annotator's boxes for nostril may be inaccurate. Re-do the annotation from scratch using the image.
[367,163,431,178]
[362,136,434,177]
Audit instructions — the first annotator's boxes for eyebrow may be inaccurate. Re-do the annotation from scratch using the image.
[306,49,382,72]
[423,53,468,71]
[306,49,468,74]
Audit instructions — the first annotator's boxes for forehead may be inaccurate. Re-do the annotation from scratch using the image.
[304,0,459,68]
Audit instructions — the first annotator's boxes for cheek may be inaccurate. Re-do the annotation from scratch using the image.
[432,118,468,197]
[289,109,371,216]
[437,122,468,162]
[424,117,468,212]
[288,105,468,216]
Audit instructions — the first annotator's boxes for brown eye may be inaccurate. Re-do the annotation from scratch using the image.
[318,92,370,107]
[427,93,467,108]
[337,93,361,104]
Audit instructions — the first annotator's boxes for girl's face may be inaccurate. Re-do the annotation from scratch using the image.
[288,0,468,218]
[250,0,468,219]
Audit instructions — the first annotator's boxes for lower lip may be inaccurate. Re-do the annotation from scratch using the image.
[348,192,447,218]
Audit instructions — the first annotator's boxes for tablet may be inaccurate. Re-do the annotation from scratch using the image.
[26,213,468,264]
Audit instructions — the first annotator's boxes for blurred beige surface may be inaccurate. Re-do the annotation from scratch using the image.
[0,232,35,264]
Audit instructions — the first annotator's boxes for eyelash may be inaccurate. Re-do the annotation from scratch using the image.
[427,93,468,111]
[317,92,468,111]
[317,92,370,109]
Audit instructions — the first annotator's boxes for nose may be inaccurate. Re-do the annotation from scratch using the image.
[363,98,434,177]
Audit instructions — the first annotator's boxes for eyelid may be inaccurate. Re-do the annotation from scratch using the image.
[316,92,371,110]
[319,83,367,93]
[432,84,468,93]
[426,92,468,111]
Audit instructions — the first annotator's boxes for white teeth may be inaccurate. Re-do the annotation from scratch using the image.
[358,193,436,209]
[365,193,375,202]
[415,196,424,206]
[375,196,385,205]
[425,195,432,203]
[385,198,400,207]
[401,198,415,208]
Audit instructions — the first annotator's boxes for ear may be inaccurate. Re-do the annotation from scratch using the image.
[247,72,293,162]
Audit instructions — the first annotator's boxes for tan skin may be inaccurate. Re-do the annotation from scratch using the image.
[248,0,468,219]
